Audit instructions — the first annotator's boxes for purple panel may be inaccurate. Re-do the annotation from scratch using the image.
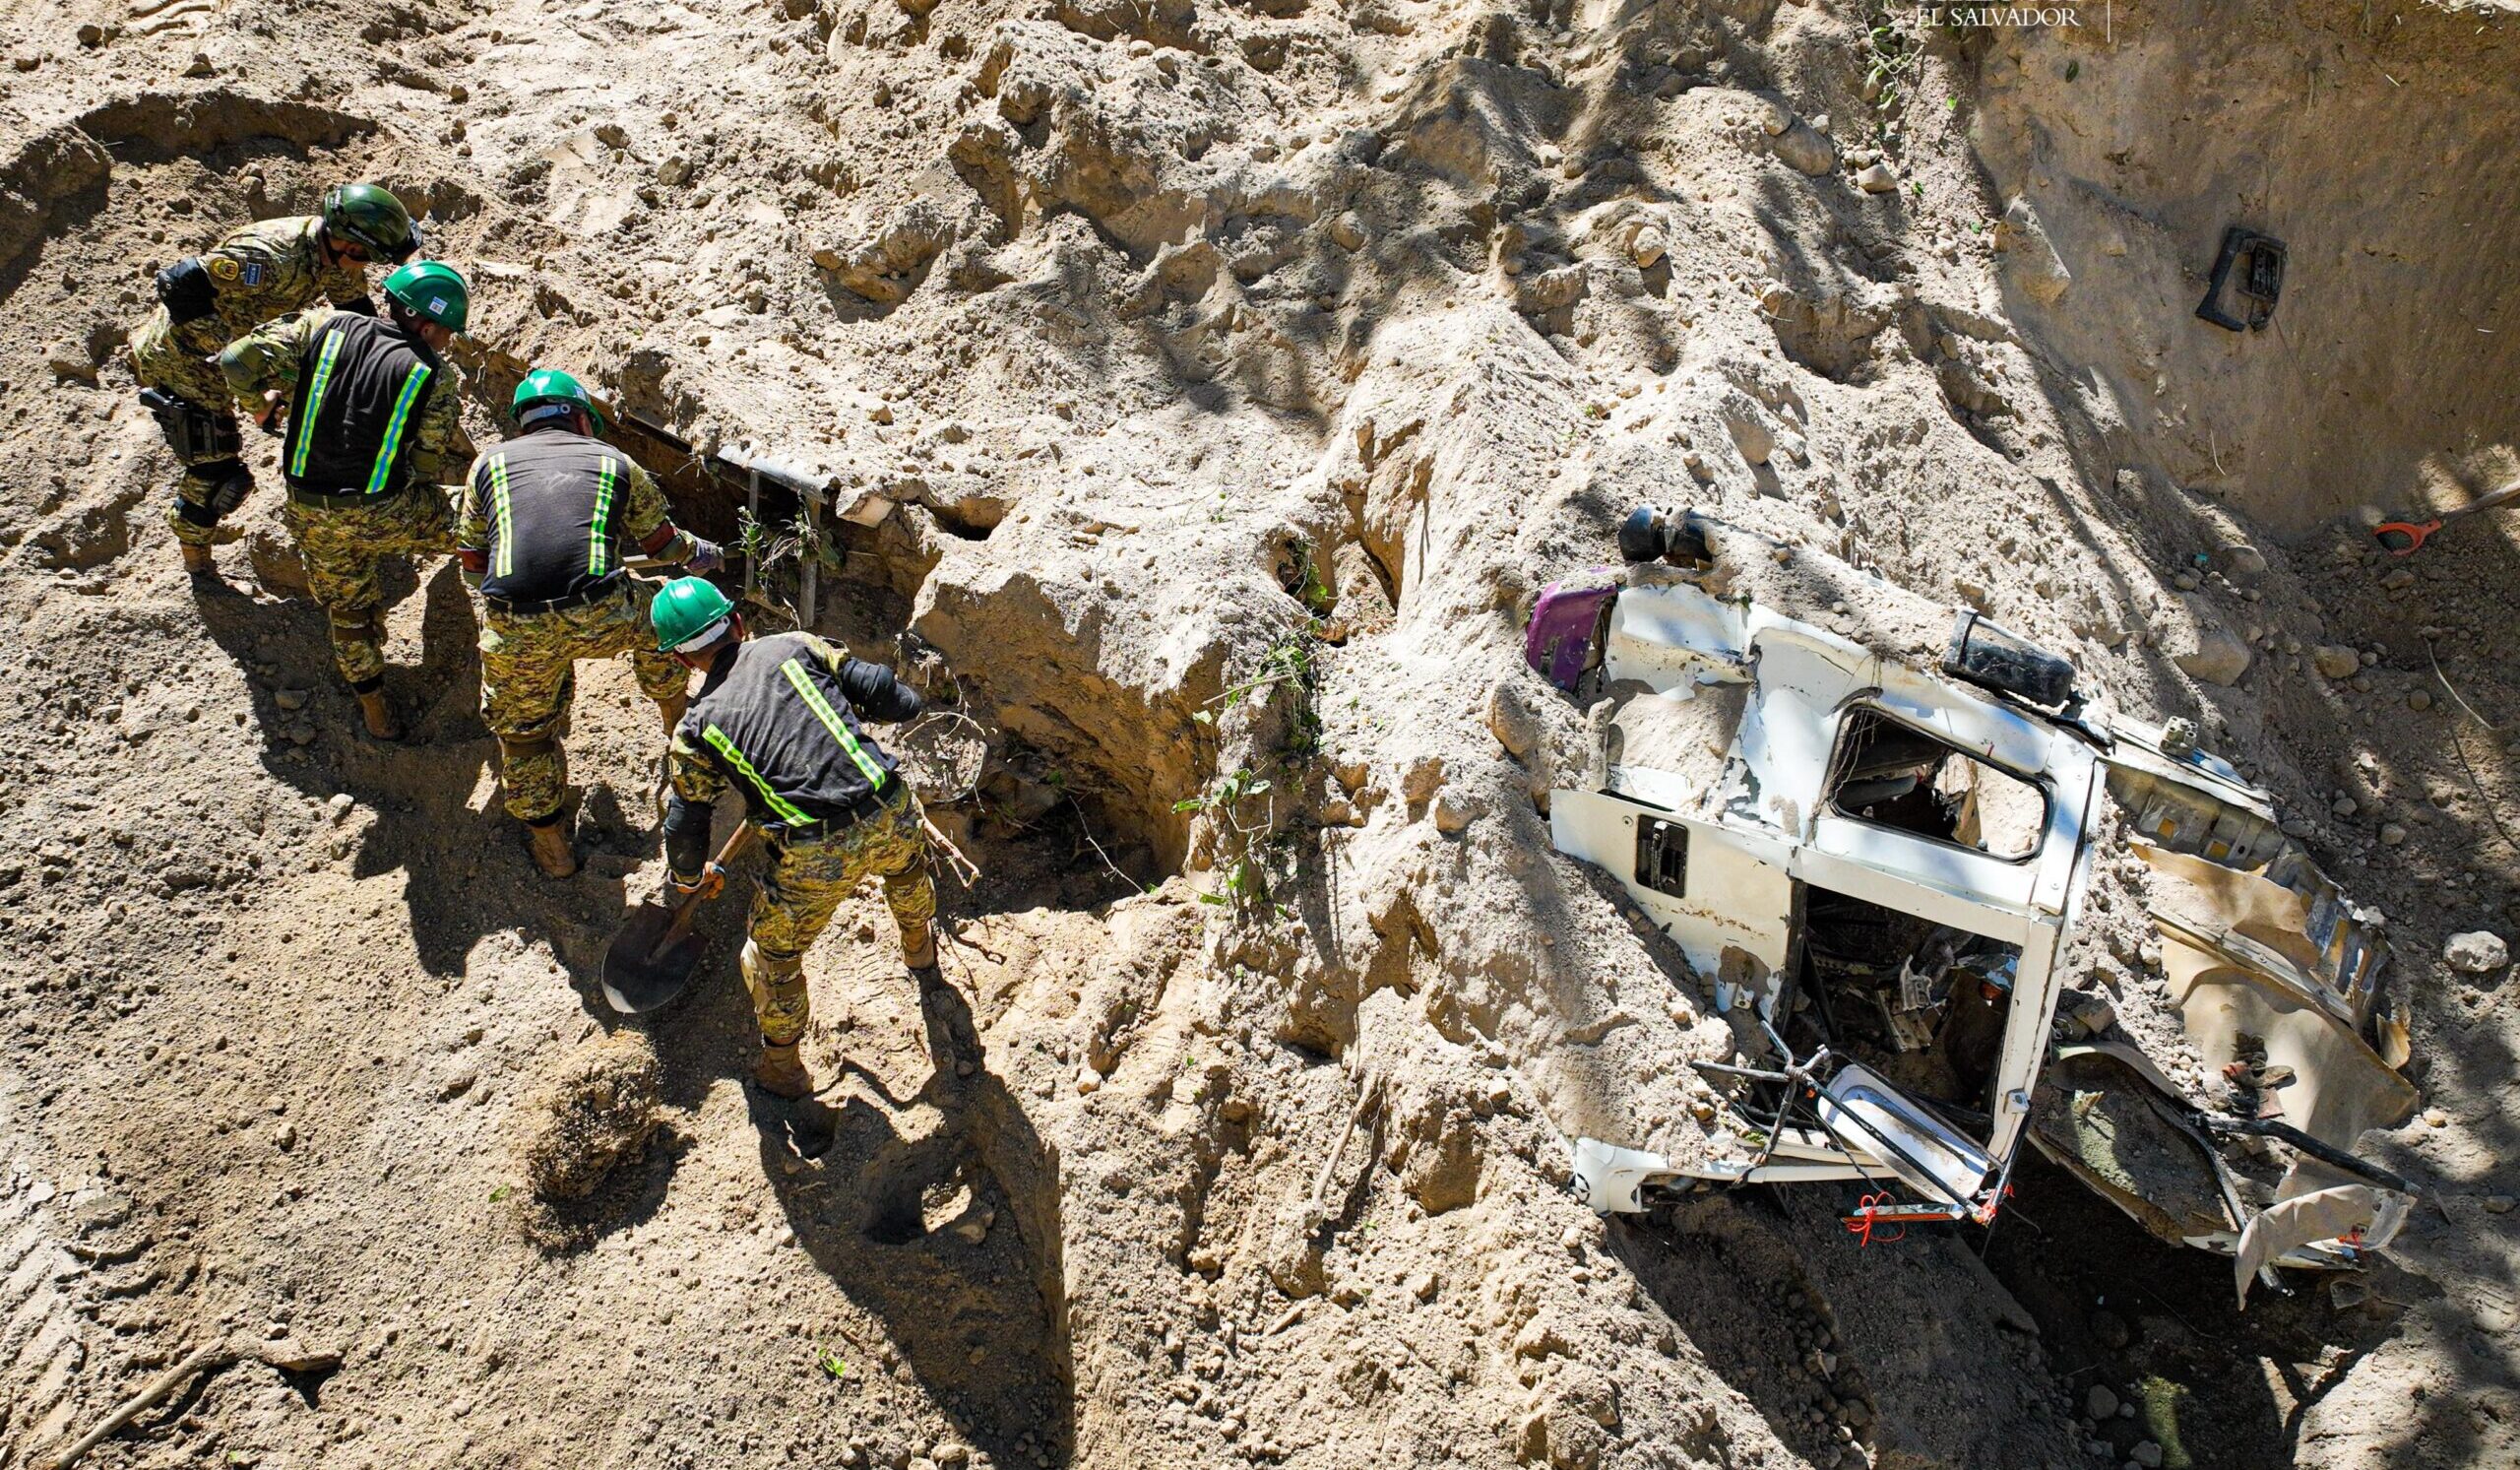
[1525,577,1618,692]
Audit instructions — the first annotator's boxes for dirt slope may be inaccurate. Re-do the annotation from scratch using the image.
[1,0,2517,1468]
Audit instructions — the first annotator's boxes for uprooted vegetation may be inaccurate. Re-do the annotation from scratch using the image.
[3,0,2519,1468]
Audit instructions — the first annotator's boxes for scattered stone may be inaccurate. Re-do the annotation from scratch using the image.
[2174,625,2251,687]
[2086,1384,2119,1420]
[1773,122,1837,176]
[275,688,310,712]
[2221,544,2269,583]
[1401,755,1445,804]
[1996,195,2071,302]
[2484,1195,2515,1215]
[2379,823,2408,847]
[2408,688,2433,712]
[1431,794,1476,835]
[2331,797,2359,817]
[2313,645,2362,679]
[2443,930,2508,974]
[1855,162,1898,193]
[1758,97,1792,136]
[2172,570,2201,591]
[1728,412,1775,467]
[1328,212,1365,251]
[246,527,310,593]
[2379,567,2417,592]
[1076,1066,1102,1095]
[44,340,97,384]
[2424,1108,2449,1128]
[183,51,214,77]
[327,793,355,822]
[2131,1441,2163,1469]
[1629,224,1667,269]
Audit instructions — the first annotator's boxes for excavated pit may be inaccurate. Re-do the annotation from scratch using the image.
[5,1,2520,1468]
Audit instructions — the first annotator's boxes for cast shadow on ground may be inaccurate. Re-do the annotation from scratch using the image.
[760,969,1076,1467]
[193,551,681,995]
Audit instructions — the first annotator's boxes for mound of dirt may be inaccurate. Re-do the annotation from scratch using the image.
[519,1030,665,1205]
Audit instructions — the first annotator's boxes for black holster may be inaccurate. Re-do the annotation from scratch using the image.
[139,387,241,461]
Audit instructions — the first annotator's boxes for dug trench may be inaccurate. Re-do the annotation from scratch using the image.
[6,1,2520,1469]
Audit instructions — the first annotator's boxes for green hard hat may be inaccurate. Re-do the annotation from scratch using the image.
[322,183,417,262]
[383,260,469,333]
[652,576,735,652]
[512,367,604,428]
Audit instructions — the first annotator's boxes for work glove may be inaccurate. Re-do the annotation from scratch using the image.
[668,863,726,903]
[684,538,725,575]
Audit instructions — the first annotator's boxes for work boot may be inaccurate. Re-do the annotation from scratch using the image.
[355,689,402,740]
[753,1040,815,1100]
[525,814,578,878]
[180,543,216,576]
[900,921,936,973]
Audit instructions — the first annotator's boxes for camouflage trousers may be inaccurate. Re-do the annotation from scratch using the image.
[282,485,456,688]
[131,308,249,548]
[479,583,688,824]
[739,786,936,1047]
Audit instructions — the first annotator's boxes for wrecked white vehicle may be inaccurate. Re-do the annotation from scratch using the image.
[1532,510,2416,1298]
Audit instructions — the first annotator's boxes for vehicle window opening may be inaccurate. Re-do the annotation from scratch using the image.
[1826,706,2048,861]
[1779,884,2022,1135]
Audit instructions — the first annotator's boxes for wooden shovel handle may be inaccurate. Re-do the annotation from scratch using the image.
[2440,476,2520,525]
[651,822,758,959]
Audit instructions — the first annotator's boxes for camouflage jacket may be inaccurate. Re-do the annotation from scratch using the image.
[166,216,372,350]
[219,307,461,488]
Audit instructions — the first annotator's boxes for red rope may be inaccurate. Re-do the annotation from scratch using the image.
[1843,1192,1906,1246]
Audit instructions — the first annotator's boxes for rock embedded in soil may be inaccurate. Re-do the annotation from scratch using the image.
[1773,121,1837,176]
[2443,930,2509,974]
[2314,645,2363,679]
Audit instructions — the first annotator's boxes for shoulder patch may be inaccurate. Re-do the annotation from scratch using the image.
[239,262,268,287]
[210,257,240,281]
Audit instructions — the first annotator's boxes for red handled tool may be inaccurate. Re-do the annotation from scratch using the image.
[2374,476,2520,555]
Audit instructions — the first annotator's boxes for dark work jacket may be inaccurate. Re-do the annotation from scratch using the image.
[679,633,923,832]
[472,426,637,607]
[284,313,438,497]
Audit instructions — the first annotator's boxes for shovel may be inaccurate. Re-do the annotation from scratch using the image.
[2374,476,2520,555]
[602,822,758,1014]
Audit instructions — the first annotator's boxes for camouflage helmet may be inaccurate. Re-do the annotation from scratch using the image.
[321,183,418,262]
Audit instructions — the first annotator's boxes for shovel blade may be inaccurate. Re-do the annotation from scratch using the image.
[601,901,707,1015]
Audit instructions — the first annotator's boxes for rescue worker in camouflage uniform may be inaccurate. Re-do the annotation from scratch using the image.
[131,184,418,575]
[220,260,471,740]
[456,367,727,878]
[650,577,937,1099]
